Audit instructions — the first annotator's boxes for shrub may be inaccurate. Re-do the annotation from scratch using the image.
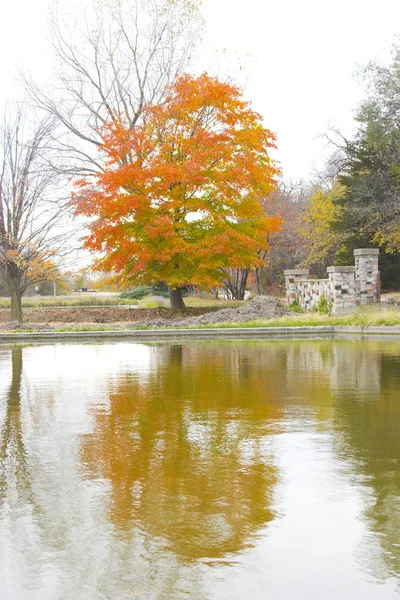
[120,286,152,300]
[151,283,170,298]
[289,298,304,313]
[121,284,191,300]
[317,294,330,314]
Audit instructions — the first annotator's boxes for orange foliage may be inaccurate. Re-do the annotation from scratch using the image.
[74,73,281,289]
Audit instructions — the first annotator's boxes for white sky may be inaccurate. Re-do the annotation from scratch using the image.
[0,0,399,181]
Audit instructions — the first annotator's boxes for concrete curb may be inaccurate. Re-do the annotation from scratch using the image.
[1,325,400,343]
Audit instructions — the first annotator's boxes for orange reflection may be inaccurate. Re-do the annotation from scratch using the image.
[81,343,283,561]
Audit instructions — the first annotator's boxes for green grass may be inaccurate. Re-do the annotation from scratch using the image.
[185,309,400,329]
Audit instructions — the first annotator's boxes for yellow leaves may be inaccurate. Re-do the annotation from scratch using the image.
[301,183,346,267]
[303,184,344,231]
[372,224,400,254]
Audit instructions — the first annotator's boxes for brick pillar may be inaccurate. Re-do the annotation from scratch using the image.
[284,269,309,305]
[327,266,357,316]
[354,248,380,305]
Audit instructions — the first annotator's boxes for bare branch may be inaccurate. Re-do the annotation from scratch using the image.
[0,105,74,320]
[21,0,203,176]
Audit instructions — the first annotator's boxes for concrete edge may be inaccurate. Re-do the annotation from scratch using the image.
[1,324,400,343]
[0,326,334,342]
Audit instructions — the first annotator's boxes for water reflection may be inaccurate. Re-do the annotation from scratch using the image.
[81,344,280,561]
[331,347,400,579]
[0,340,399,599]
[0,347,24,472]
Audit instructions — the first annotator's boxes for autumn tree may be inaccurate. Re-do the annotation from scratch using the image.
[0,107,70,321]
[23,0,203,176]
[74,73,281,308]
[301,182,347,277]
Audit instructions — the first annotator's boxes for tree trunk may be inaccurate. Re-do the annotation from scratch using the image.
[11,287,22,322]
[169,287,186,310]
[255,265,266,295]
[222,268,250,300]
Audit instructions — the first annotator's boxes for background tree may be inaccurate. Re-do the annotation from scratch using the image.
[23,0,203,176]
[254,181,308,294]
[220,267,250,300]
[326,42,400,289]
[0,107,70,321]
[74,73,281,308]
[301,182,347,277]
[223,180,307,300]
[223,182,308,299]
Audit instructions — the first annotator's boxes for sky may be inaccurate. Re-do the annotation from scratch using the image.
[0,0,400,181]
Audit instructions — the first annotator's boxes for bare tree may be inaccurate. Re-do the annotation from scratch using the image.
[22,0,203,176]
[0,107,72,321]
[254,181,308,295]
[221,267,250,300]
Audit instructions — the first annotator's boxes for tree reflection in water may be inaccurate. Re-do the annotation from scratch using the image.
[329,343,400,580]
[0,346,31,505]
[80,343,281,562]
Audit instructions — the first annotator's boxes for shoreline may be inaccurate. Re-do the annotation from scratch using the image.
[2,324,400,342]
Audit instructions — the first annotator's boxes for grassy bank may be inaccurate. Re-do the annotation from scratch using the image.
[191,308,400,329]
[3,306,399,333]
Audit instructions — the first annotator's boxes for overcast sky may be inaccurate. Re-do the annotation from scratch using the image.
[1,0,400,181]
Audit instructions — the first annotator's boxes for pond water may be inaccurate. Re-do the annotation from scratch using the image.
[0,339,400,599]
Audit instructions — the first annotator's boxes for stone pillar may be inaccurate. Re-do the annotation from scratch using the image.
[354,248,380,305]
[284,269,309,305]
[327,266,357,316]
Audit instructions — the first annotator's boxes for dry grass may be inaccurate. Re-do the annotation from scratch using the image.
[0,294,244,310]
[0,294,137,308]
[14,306,400,333]
[190,307,400,329]
[183,297,243,309]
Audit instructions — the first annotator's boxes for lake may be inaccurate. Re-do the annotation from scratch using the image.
[0,339,400,599]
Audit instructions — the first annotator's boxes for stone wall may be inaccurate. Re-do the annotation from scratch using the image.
[284,249,380,316]
[292,279,331,311]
